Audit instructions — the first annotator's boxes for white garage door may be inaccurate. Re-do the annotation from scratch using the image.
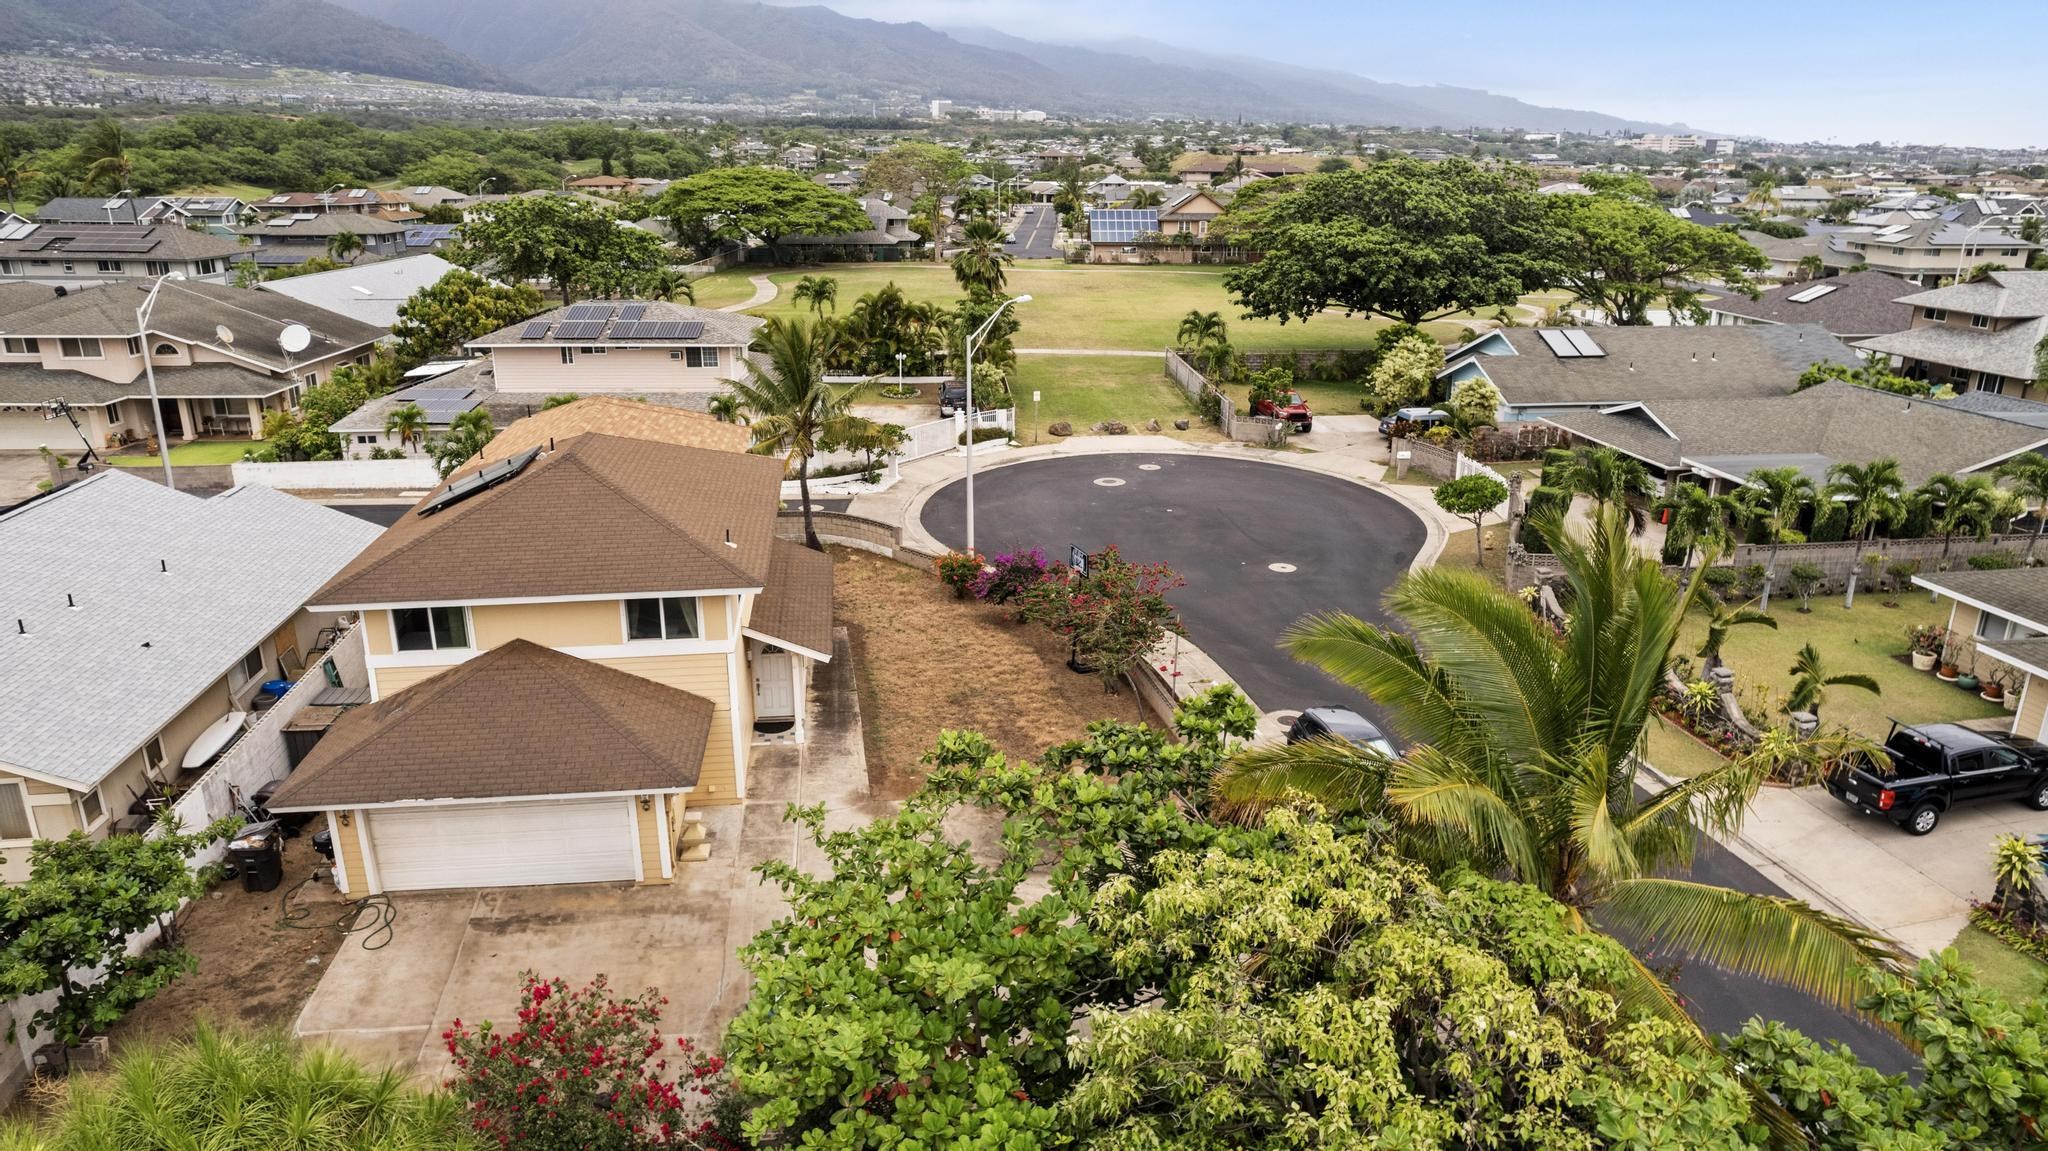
[367,798,636,891]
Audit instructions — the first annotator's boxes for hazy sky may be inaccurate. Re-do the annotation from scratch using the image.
[783,0,2047,148]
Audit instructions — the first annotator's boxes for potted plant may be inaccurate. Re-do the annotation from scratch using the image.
[1907,623,1942,672]
[1957,669,1981,692]
[1938,659,1960,682]
[1982,667,2009,704]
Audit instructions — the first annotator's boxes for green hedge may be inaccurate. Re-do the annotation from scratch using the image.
[1519,486,1572,554]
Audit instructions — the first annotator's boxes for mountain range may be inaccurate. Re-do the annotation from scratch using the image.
[0,0,1684,132]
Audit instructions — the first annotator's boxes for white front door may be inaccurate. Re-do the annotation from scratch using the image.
[754,649,796,719]
[365,798,636,892]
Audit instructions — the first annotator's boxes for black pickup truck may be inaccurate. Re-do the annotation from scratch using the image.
[1824,721,2048,835]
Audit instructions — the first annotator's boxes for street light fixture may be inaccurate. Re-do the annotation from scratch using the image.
[963,294,1029,552]
[1954,216,2011,287]
[895,352,906,394]
[137,271,187,491]
[475,177,496,199]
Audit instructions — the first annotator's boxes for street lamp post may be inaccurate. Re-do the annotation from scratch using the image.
[475,177,496,200]
[137,271,186,491]
[1954,217,2008,286]
[963,294,1029,552]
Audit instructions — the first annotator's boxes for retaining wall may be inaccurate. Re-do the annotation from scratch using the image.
[232,458,441,491]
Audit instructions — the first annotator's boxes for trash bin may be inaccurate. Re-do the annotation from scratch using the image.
[227,820,283,893]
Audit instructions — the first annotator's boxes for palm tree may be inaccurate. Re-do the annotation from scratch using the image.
[78,118,132,194]
[431,408,495,479]
[949,217,1012,295]
[1549,446,1657,533]
[325,229,364,265]
[1661,482,1739,575]
[792,274,839,316]
[383,402,427,453]
[1213,506,1903,1042]
[707,392,745,424]
[1739,465,1815,583]
[1995,453,2048,562]
[1823,458,1907,542]
[0,148,39,216]
[1176,309,1226,351]
[728,316,857,550]
[18,1022,469,1149]
[1915,472,2000,563]
[1743,173,1780,214]
[642,266,695,303]
[1785,642,1879,722]
[1126,186,1165,208]
[1696,596,1777,677]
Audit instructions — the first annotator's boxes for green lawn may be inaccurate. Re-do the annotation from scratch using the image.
[1010,356,1216,444]
[1644,713,1740,779]
[108,440,265,467]
[1951,924,2048,1001]
[1677,595,2003,743]
[740,264,1473,352]
[683,267,765,310]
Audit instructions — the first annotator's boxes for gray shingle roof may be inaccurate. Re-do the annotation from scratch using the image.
[0,222,240,262]
[1938,389,2048,429]
[0,279,387,372]
[0,361,295,405]
[1444,324,1852,408]
[1540,378,2048,486]
[1704,270,1918,338]
[0,471,382,788]
[1854,318,2048,380]
[1915,568,2048,632]
[236,213,410,239]
[35,197,164,225]
[469,300,761,349]
[257,254,456,329]
[1892,270,2048,319]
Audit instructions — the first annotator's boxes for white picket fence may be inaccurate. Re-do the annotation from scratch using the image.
[902,408,1015,462]
[1454,453,1508,487]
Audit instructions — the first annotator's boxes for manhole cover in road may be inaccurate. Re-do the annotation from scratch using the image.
[1093,477,1127,487]
[1137,463,1162,471]
[1268,562,1298,573]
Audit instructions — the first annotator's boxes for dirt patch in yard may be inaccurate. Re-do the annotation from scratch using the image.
[833,547,1149,800]
[104,834,349,1051]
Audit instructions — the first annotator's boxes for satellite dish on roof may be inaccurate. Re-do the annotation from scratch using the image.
[215,324,235,345]
[278,324,312,355]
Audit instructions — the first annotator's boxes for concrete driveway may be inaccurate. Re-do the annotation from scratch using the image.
[295,630,885,1076]
[1735,777,2048,956]
[0,453,46,507]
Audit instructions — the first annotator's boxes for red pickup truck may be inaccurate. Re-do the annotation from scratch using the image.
[1251,389,1313,432]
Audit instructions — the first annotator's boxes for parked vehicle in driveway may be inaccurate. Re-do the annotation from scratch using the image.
[938,380,968,417]
[1286,706,1395,758]
[1823,721,2048,834]
[1379,407,1451,436]
[1251,389,1313,432]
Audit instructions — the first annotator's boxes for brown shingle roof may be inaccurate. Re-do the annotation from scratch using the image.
[264,639,713,810]
[470,396,748,470]
[311,433,784,607]
[746,539,834,660]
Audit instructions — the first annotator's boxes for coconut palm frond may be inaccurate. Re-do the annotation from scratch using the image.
[1210,736,1391,823]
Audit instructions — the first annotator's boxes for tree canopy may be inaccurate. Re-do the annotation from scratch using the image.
[388,268,543,367]
[450,194,667,304]
[1548,191,1767,324]
[1216,159,1560,325]
[655,166,870,256]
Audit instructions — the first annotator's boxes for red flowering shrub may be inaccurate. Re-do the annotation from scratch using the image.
[444,972,740,1149]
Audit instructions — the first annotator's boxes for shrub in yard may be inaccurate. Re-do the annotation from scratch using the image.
[969,547,1053,605]
[1787,562,1826,611]
[1969,549,2020,570]
[1014,546,1185,704]
[1698,565,1739,600]
[956,425,1009,446]
[935,549,984,598]
[445,972,738,1150]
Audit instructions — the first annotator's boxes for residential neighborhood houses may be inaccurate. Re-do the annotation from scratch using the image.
[9,43,2048,1148]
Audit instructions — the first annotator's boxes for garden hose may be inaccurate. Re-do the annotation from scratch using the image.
[279,873,398,951]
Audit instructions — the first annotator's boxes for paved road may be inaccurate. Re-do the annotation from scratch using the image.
[919,451,1914,1072]
[919,453,1424,728]
[1004,204,1061,260]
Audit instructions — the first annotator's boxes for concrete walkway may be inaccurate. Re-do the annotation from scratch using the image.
[719,274,779,312]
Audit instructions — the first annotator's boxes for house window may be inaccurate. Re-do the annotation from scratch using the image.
[1891,247,1905,255]
[76,787,103,829]
[228,645,265,690]
[126,336,142,355]
[559,347,575,365]
[1979,375,2007,394]
[57,337,102,359]
[1972,314,1991,329]
[144,736,165,774]
[1924,308,1947,322]
[105,401,120,423]
[2005,249,2020,257]
[355,434,377,445]
[578,346,607,355]
[2,337,36,354]
[154,343,177,357]
[0,782,32,842]
[684,348,720,368]
[195,260,218,275]
[211,397,242,416]
[97,260,124,273]
[145,261,171,276]
[624,597,699,641]
[1977,613,2044,642]
[393,605,471,651]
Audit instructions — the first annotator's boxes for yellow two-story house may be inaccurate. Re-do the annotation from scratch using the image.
[266,399,833,894]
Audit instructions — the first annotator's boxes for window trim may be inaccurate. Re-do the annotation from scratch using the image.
[684,347,720,369]
[228,645,265,690]
[390,605,474,653]
[559,347,575,365]
[75,786,104,832]
[105,401,120,423]
[57,337,103,360]
[1972,314,1992,329]
[1925,307,1948,322]
[622,596,701,642]
[2,336,37,355]
[0,781,34,844]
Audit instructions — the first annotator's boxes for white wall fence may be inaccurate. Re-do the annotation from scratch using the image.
[232,458,441,491]
[1456,453,1508,486]
[782,408,1015,500]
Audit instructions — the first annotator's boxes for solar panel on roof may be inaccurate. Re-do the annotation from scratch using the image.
[1537,329,1580,358]
[1088,208,1159,243]
[417,397,482,423]
[397,387,472,403]
[1785,283,1840,304]
[617,303,647,322]
[1562,329,1605,357]
[554,321,605,340]
[673,321,704,340]
[416,445,544,517]
[519,321,551,340]
[564,303,611,322]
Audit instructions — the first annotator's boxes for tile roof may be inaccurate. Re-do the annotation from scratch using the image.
[469,395,749,466]
[1703,270,1919,337]
[0,279,386,372]
[1443,324,1852,408]
[469,300,762,349]
[312,433,785,607]
[0,471,382,788]
[1539,378,2048,486]
[1915,568,2048,632]
[264,639,713,810]
[746,540,835,660]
